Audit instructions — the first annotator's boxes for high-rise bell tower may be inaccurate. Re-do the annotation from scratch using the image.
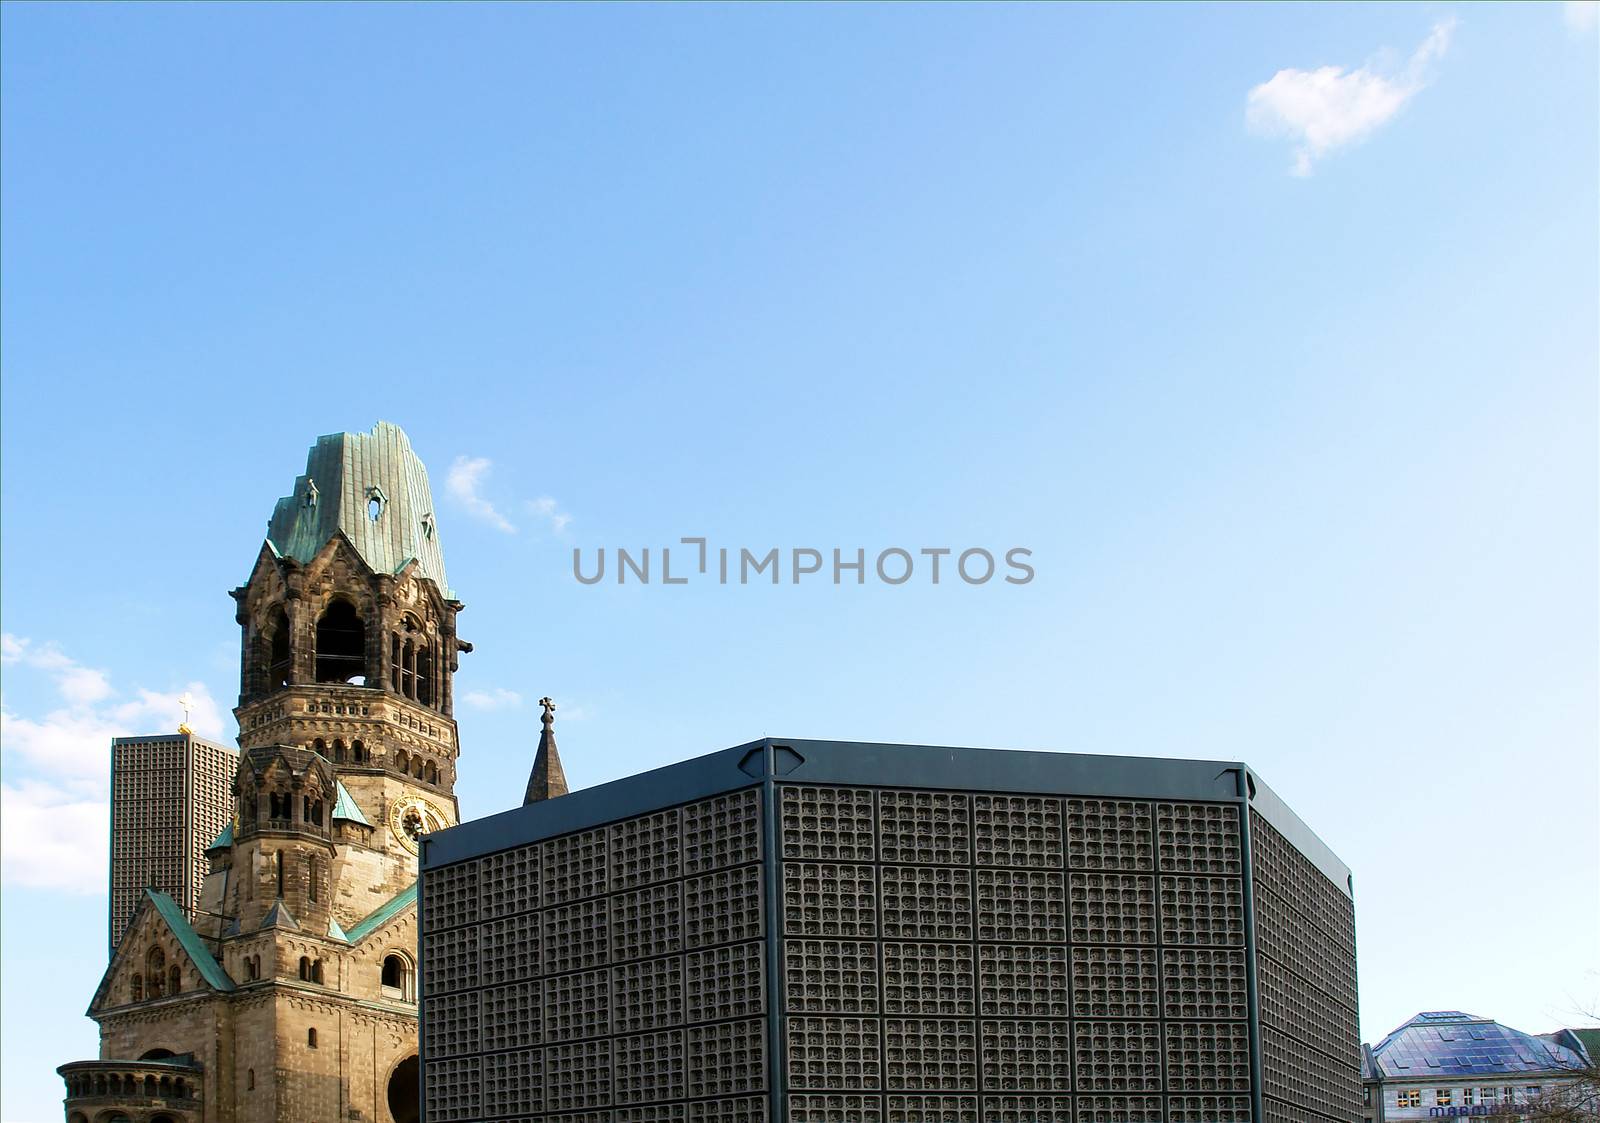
[59,422,469,1123]
[230,419,468,919]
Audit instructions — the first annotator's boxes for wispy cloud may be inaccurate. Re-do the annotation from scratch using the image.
[0,632,226,892]
[461,687,523,710]
[1247,18,1456,176]
[525,496,573,535]
[1566,1,1598,34]
[447,455,517,533]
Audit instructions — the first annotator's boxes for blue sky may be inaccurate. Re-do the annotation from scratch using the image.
[2,3,1596,1119]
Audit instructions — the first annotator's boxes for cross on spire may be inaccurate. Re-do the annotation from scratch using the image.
[523,695,568,805]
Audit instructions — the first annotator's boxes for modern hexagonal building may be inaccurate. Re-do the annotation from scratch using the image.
[418,736,1359,1123]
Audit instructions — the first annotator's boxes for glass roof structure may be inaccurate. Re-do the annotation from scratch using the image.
[1369,1011,1589,1079]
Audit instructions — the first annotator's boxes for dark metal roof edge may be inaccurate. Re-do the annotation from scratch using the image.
[425,736,1353,894]
[423,740,766,867]
[1242,764,1354,895]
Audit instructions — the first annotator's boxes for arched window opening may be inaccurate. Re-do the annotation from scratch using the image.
[308,855,320,902]
[312,959,325,985]
[417,646,434,707]
[411,758,423,780]
[400,638,416,698]
[146,948,166,997]
[313,737,327,756]
[387,1054,420,1123]
[352,738,366,763]
[424,761,438,785]
[299,956,311,981]
[168,964,181,994]
[144,1074,157,1096]
[140,1049,176,1061]
[395,750,410,776]
[275,851,285,898]
[174,1078,188,1097]
[94,1075,107,1096]
[158,1076,172,1095]
[153,1116,178,1123]
[267,607,291,689]
[390,633,401,691]
[314,599,366,684]
[308,1027,318,1048]
[247,1068,256,1091]
[131,973,143,1001]
[381,953,411,1000]
[333,741,346,763]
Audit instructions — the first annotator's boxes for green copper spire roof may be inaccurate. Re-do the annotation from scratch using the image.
[266,421,452,596]
[331,780,371,826]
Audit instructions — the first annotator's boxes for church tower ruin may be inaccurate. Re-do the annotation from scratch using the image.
[59,421,468,1123]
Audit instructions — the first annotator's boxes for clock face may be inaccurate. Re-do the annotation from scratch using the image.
[388,794,448,854]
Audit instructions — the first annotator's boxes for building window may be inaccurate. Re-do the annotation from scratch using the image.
[247,1069,255,1091]
[1526,1086,1542,1098]
[1364,1087,1372,1106]
[1398,1091,1421,1108]
[168,965,181,994]
[308,1028,318,1048]
[1502,1087,1515,1103]
[314,598,366,684]
[131,973,143,1001]
[1463,1089,1475,1105]
[381,953,412,1001]
[1436,1090,1453,1106]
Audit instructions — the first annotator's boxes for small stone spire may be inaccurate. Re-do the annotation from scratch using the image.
[523,696,569,805]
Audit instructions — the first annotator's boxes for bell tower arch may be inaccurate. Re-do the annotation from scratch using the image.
[229,421,470,922]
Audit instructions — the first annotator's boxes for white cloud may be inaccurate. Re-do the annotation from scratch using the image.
[0,633,228,892]
[1,781,108,893]
[2,634,113,705]
[447,455,517,533]
[1566,1,1598,34]
[1247,18,1456,176]
[524,495,573,535]
[461,687,523,710]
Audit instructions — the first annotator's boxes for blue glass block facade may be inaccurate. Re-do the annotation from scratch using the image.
[420,739,1360,1123]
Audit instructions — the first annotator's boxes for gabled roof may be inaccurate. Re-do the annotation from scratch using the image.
[91,890,235,1012]
[332,780,371,826]
[345,882,417,944]
[327,916,350,943]
[1370,1011,1588,1079]
[207,823,234,850]
[264,421,452,597]
[146,891,235,993]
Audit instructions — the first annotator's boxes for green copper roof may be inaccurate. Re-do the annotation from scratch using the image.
[266,421,452,596]
[146,890,235,993]
[207,823,234,850]
[327,916,350,943]
[331,780,371,826]
[345,882,417,944]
